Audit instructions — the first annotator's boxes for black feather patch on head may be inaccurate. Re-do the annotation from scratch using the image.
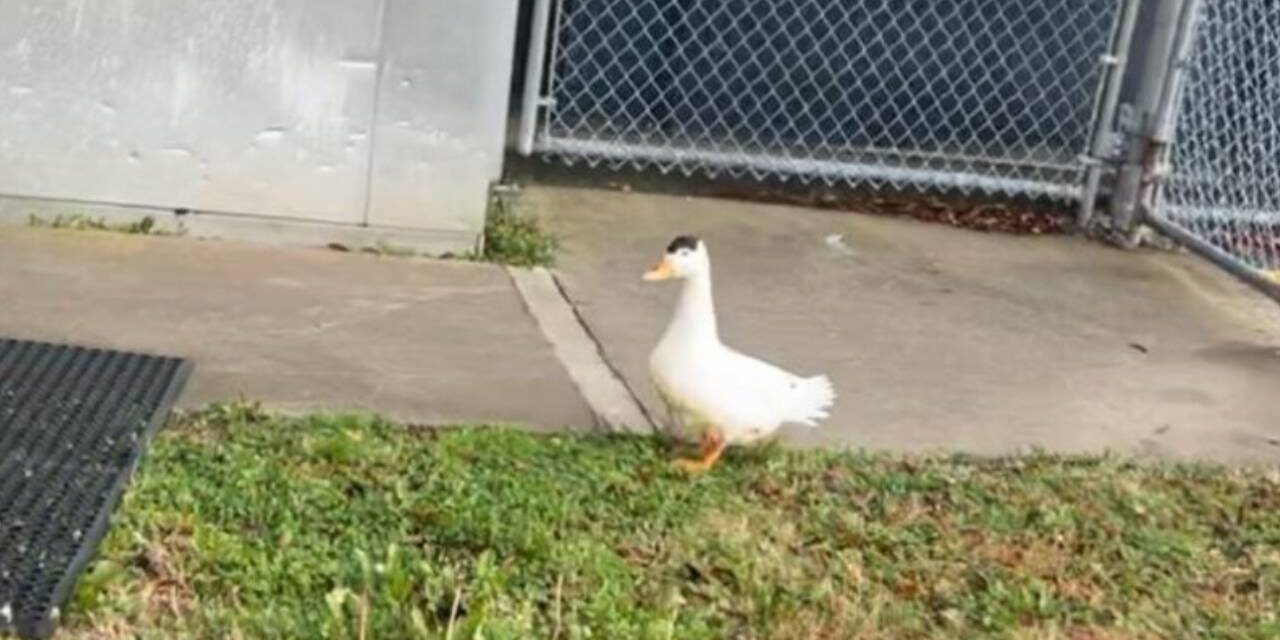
[666,235,700,253]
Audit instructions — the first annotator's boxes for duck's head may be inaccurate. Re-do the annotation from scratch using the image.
[644,235,709,281]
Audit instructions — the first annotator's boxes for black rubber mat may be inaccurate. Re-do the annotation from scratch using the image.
[0,338,192,639]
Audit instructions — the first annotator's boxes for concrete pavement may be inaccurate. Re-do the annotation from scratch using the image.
[523,185,1280,464]
[0,227,595,429]
[4,187,1279,465]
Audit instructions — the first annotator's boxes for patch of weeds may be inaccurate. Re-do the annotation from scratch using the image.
[362,241,418,258]
[60,408,1280,639]
[321,193,556,266]
[471,193,558,268]
[327,241,420,258]
[28,213,178,236]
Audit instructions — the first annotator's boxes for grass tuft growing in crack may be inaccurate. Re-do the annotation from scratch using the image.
[469,192,558,268]
[28,213,179,236]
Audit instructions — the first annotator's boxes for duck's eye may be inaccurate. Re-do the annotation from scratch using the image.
[679,249,691,257]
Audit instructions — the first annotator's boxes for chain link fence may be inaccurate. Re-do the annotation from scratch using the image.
[516,0,1280,303]
[1160,0,1280,278]
[528,0,1127,201]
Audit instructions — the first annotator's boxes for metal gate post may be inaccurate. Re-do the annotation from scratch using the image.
[1137,0,1280,304]
[1145,0,1202,168]
[1107,0,1190,236]
[1077,0,1141,228]
[517,0,554,156]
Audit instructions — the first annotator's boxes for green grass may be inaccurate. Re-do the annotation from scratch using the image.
[471,194,558,268]
[28,213,177,236]
[57,405,1279,639]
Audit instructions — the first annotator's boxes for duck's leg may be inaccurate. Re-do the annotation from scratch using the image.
[676,428,726,474]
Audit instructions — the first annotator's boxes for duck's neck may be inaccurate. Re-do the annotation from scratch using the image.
[666,271,719,345]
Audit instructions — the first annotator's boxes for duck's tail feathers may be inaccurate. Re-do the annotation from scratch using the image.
[786,374,836,427]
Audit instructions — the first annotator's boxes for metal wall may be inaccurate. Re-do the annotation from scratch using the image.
[0,0,518,242]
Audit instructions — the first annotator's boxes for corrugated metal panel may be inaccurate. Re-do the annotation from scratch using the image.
[0,0,518,239]
[365,0,519,230]
[0,0,381,224]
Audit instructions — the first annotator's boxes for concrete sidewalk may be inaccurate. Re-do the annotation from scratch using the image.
[0,227,594,429]
[524,185,1280,464]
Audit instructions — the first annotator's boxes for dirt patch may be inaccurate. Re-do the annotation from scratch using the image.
[705,186,1074,235]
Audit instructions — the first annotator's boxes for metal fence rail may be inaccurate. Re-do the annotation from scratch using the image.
[524,0,1129,202]
[1157,0,1280,284]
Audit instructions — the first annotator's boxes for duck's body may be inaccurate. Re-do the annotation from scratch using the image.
[644,235,835,471]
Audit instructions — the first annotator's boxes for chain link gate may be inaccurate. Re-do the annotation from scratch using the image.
[1144,0,1280,301]
[518,0,1133,204]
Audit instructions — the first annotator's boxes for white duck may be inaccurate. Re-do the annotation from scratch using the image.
[644,235,835,473]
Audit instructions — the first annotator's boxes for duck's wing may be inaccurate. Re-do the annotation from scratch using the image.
[715,348,835,428]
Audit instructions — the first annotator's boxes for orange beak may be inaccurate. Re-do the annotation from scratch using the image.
[643,256,675,281]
